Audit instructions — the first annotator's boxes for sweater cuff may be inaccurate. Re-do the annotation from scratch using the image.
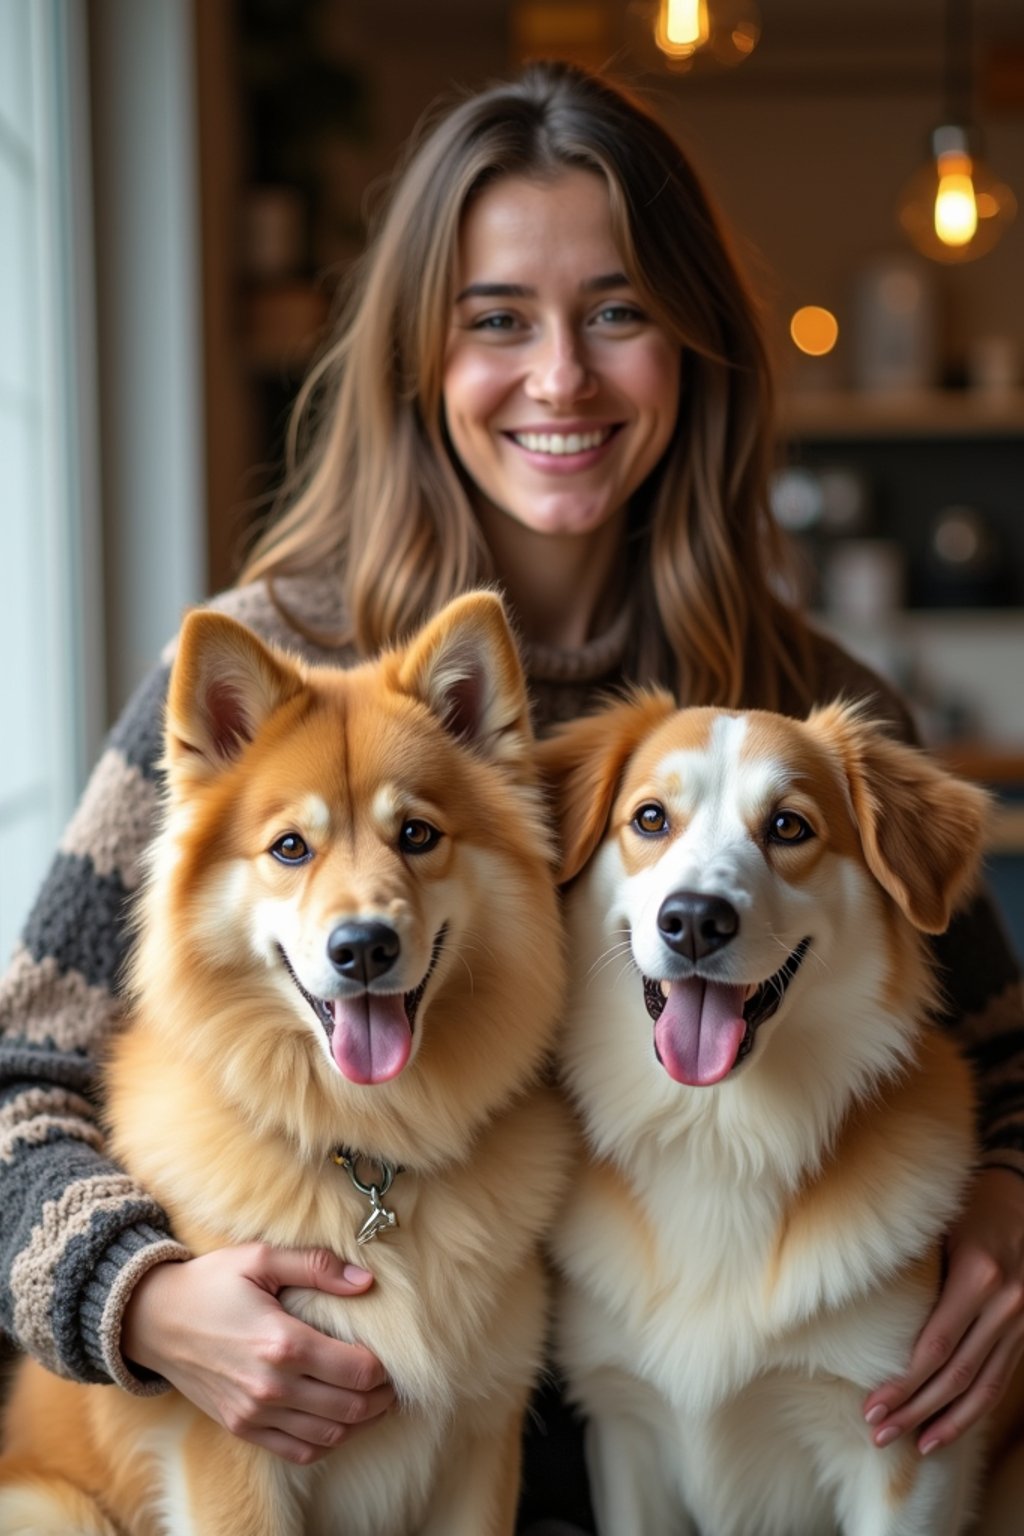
[80,1223,191,1394]
[979,1150,1024,1182]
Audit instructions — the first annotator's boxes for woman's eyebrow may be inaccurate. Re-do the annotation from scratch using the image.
[454,271,631,303]
[455,281,532,302]
[582,271,631,293]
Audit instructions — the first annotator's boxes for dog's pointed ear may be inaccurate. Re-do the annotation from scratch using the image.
[813,701,991,934]
[166,611,304,783]
[538,691,677,886]
[395,591,531,768]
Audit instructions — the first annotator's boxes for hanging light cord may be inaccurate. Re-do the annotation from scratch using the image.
[944,0,973,127]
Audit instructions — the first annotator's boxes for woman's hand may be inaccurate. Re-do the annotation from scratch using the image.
[863,1167,1024,1455]
[121,1245,395,1464]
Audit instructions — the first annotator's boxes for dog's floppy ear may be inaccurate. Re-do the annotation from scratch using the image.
[395,591,531,768]
[166,610,304,783]
[538,690,677,885]
[813,701,990,933]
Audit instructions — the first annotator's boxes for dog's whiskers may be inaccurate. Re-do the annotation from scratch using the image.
[587,938,634,982]
[768,929,830,979]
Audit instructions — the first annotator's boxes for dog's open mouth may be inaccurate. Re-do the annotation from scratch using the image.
[642,937,811,1087]
[278,926,447,1086]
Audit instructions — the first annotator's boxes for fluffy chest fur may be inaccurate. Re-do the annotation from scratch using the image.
[108,1025,569,1417]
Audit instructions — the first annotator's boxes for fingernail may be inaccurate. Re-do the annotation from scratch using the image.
[865,1404,887,1426]
[344,1263,373,1283]
[919,1437,941,1457]
[875,1425,901,1448]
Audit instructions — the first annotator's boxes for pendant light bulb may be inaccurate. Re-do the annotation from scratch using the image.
[643,0,759,72]
[934,153,977,247]
[900,125,1016,264]
[899,1,1017,262]
[656,0,709,59]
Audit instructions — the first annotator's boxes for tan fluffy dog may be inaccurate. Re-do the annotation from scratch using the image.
[0,593,571,1536]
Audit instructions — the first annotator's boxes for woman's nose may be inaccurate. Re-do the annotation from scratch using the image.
[524,329,598,407]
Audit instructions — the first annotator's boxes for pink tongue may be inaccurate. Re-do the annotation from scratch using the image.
[330,995,412,1084]
[654,978,748,1086]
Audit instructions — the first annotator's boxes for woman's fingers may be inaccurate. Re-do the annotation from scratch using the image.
[913,1329,1024,1455]
[868,1294,1024,1447]
[864,1249,1002,1428]
[864,1168,1024,1452]
[121,1246,396,1458]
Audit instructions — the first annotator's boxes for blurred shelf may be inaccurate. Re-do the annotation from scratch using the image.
[935,744,1024,854]
[987,805,1024,855]
[936,743,1024,785]
[780,388,1024,441]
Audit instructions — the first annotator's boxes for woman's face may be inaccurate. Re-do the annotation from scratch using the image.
[443,170,681,544]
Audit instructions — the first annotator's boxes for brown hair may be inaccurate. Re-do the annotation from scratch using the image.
[239,61,811,710]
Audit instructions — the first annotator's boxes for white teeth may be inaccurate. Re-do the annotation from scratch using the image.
[513,428,611,455]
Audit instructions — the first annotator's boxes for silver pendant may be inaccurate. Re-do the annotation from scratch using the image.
[332,1149,400,1245]
[357,1185,399,1245]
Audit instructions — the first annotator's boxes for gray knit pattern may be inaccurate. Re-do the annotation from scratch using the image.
[0,576,1020,1393]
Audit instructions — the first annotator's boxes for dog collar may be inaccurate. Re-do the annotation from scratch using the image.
[331,1148,402,1246]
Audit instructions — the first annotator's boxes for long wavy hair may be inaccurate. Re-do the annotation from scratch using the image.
[239,61,811,710]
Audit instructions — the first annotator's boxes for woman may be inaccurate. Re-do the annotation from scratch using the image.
[1,61,1022,1534]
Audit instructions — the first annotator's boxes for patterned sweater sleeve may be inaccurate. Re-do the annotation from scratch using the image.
[0,661,189,1392]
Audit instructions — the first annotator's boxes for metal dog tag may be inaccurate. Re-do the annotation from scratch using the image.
[332,1149,400,1245]
[356,1185,399,1246]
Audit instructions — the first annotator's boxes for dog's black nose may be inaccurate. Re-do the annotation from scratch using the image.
[327,922,401,984]
[657,891,739,961]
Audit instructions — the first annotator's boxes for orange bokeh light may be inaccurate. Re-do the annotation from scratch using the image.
[790,305,839,356]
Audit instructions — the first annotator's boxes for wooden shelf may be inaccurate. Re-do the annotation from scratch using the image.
[780,388,1024,441]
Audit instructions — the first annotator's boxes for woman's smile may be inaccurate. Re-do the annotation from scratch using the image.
[504,421,622,472]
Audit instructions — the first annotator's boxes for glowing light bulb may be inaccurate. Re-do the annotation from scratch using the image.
[642,0,759,72]
[900,124,1016,264]
[656,0,709,58]
[934,152,978,246]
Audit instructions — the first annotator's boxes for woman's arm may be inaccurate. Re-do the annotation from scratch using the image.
[0,661,190,1389]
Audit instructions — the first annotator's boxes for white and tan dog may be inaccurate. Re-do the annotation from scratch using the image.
[540,692,1022,1536]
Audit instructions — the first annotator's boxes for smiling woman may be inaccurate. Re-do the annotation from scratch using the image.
[443,171,680,645]
[239,60,809,713]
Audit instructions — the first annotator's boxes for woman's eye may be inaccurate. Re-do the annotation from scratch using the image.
[270,833,311,864]
[399,819,442,854]
[471,311,518,332]
[633,803,668,836]
[595,303,643,325]
[768,811,813,845]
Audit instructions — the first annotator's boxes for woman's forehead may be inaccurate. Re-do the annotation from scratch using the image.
[455,170,624,281]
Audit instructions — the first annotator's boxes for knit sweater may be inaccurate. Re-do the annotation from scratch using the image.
[1,574,1021,1395]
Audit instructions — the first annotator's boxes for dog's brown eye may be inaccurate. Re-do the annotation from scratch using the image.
[270,833,311,864]
[400,819,441,855]
[768,811,813,845]
[633,803,668,836]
